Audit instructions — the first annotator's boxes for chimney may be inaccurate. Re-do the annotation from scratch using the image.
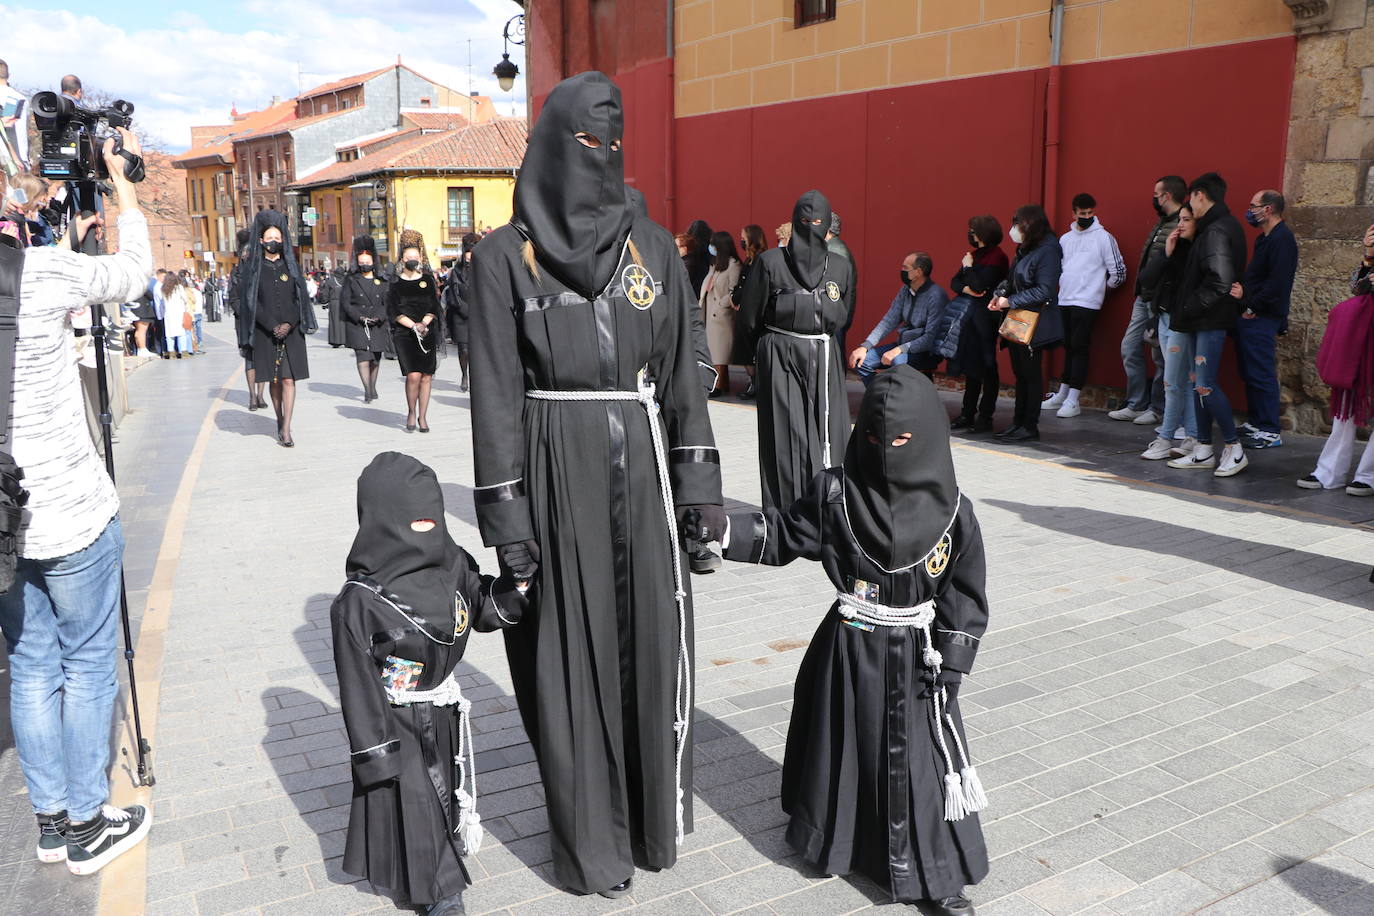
[271,95,281,105]
[470,91,479,97]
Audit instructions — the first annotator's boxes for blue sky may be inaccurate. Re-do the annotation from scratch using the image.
[3,0,528,150]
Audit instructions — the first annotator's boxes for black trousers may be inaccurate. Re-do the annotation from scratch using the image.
[961,370,999,419]
[1010,345,1043,431]
[1061,305,1099,390]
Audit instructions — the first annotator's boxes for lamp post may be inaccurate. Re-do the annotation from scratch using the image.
[493,14,525,94]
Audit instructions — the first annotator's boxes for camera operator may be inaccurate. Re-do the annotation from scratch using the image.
[0,126,153,876]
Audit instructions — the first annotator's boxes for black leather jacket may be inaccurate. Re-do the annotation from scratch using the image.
[1171,201,1247,334]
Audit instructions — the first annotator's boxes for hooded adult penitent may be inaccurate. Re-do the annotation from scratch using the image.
[737,189,854,512]
[468,70,723,898]
[721,367,990,911]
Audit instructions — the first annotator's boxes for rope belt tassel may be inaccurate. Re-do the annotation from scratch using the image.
[764,325,833,460]
[528,380,692,844]
[835,591,987,822]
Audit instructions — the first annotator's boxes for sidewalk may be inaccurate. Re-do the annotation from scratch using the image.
[14,323,1374,915]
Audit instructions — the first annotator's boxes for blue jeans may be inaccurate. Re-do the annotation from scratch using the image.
[1192,330,1238,445]
[193,314,204,351]
[856,341,910,387]
[0,517,124,821]
[1121,297,1165,412]
[1231,314,1282,433]
[1158,313,1197,440]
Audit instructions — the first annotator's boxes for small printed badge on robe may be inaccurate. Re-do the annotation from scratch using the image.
[622,263,657,310]
[851,578,879,602]
[280,273,289,282]
[374,278,382,285]
[381,656,424,692]
[419,281,428,289]
[926,534,952,578]
[825,280,841,302]
[454,592,470,636]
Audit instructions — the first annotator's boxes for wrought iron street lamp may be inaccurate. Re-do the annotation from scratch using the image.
[493,14,525,93]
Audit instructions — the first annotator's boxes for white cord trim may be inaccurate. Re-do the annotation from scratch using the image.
[350,739,399,757]
[343,581,464,646]
[764,325,833,461]
[527,378,692,845]
[838,486,962,575]
[474,478,522,491]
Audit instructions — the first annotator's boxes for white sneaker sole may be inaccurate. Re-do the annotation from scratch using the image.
[1132,413,1160,425]
[1168,459,1216,470]
[67,812,153,876]
[1141,450,1172,460]
[37,844,67,863]
[1056,405,1081,418]
[1348,486,1374,497]
[1214,459,1248,478]
[1296,479,1322,490]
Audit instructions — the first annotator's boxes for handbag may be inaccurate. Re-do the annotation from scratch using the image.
[998,308,1039,346]
[181,310,193,331]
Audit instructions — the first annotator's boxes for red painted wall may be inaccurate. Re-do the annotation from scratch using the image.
[673,38,1295,393]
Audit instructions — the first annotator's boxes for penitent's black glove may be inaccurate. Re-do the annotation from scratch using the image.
[676,505,726,546]
[498,539,540,582]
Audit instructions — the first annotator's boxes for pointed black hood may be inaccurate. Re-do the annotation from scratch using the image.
[512,71,633,300]
[843,366,958,571]
[346,452,462,617]
[785,190,832,290]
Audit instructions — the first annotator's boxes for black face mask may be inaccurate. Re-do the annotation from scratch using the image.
[1152,198,1165,217]
[261,240,283,255]
[357,260,373,273]
[403,259,420,271]
[967,230,979,247]
[900,270,911,286]
[1076,217,1093,230]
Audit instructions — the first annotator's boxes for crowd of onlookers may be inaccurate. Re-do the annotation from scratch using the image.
[670,171,1374,491]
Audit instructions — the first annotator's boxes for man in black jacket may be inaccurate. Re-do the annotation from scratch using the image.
[1167,172,1249,477]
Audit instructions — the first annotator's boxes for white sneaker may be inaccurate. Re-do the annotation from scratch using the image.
[1174,427,1187,439]
[1296,475,1323,489]
[1238,421,1258,437]
[1108,406,1143,421]
[1168,446,1215,469]
[1169,436,1198,459]
[1056,401,1081,418]
[1042,392,1066,410]
[1141,437,1174,460]
[1213,444,1248,477]
[1132,409,1160,426]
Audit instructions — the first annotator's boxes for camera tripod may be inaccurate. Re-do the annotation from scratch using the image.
[71,179,155,788]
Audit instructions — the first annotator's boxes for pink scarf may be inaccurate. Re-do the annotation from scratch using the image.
[1317,293,1374,421]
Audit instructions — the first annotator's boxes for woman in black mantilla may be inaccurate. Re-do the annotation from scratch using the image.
[234,209,316,446]
[339,235,390,403]
[331,452,524,916]
[718,366,990,916]
[388,229,441,432]
[737,189,853,512]
[468,70,723,899]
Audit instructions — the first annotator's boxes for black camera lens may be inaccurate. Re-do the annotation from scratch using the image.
[31,91,72,119]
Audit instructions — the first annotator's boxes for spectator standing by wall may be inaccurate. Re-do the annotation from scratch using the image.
[1140,204,1202,460]
[1166,173,1249,476]
[700,230,740,397]
[731,224,767,399]
[1231,189,1298,449]
[1111,176,1186,426]
[1044,193,1126,418]
[0,130,153,877]
[948,216,1010,433]
[160,272,192,358]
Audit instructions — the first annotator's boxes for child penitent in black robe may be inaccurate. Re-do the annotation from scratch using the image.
[721,366,990,914]
[331,452,525,914]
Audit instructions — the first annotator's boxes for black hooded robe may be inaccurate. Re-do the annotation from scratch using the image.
[469,71,723,895]
[722,369,990,902]
[738,190,853,512]
[332,453,522,907]
[235,210,316,380]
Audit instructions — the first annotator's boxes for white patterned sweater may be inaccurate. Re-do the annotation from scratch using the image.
[10,209,151,559]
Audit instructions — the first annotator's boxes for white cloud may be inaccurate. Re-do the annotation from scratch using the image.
[0,0,528,151]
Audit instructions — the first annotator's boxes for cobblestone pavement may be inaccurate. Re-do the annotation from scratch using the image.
[36,323,1374,915]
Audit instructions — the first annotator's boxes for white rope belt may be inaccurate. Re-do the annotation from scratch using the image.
[764,325,833,461]
[527,381,692,845]
[835,591,987,822]
[386,669,484,854]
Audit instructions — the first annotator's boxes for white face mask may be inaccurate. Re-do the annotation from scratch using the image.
[1009,225,1024,245]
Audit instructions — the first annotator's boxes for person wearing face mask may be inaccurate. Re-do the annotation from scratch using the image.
[1228,189,1297,450]
[340,235,390,403]
[388,230,440,433]
[714,366,989,916]
[1110,177,1186,427]
[683,219,713,297]
[331,452,526,916]
[227,228,268,409]
[699,230,741,397]
[730,224,767,399]
[945,216,1010,433]
[235,209,315,447]
[989,204,1065,441]
[443,232,479,393]
[738,189,854,511]
[1139,203,1202,461]
[847,252,949,386]
[1043,193,1126,418]
[468,71,723,899]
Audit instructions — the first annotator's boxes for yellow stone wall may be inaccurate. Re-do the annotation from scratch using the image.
[390,173,518,260]
[675,0,1295,116]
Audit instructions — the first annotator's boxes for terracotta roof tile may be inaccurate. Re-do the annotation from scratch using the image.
[401,111,471,132]
[171,101,296,167]
[298,66,391,100]
[287,119,528,190]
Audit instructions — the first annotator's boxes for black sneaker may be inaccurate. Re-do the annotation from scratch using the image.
[1348,482,1374,497]
[427,892,467,915]
[690,543,721,573]
[948,413,975,432]
[36,811,68,863]
[66,804,151,876]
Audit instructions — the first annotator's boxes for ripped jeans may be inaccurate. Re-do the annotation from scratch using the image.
[1192,329,1238,446]
[1158,313,1197,440]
